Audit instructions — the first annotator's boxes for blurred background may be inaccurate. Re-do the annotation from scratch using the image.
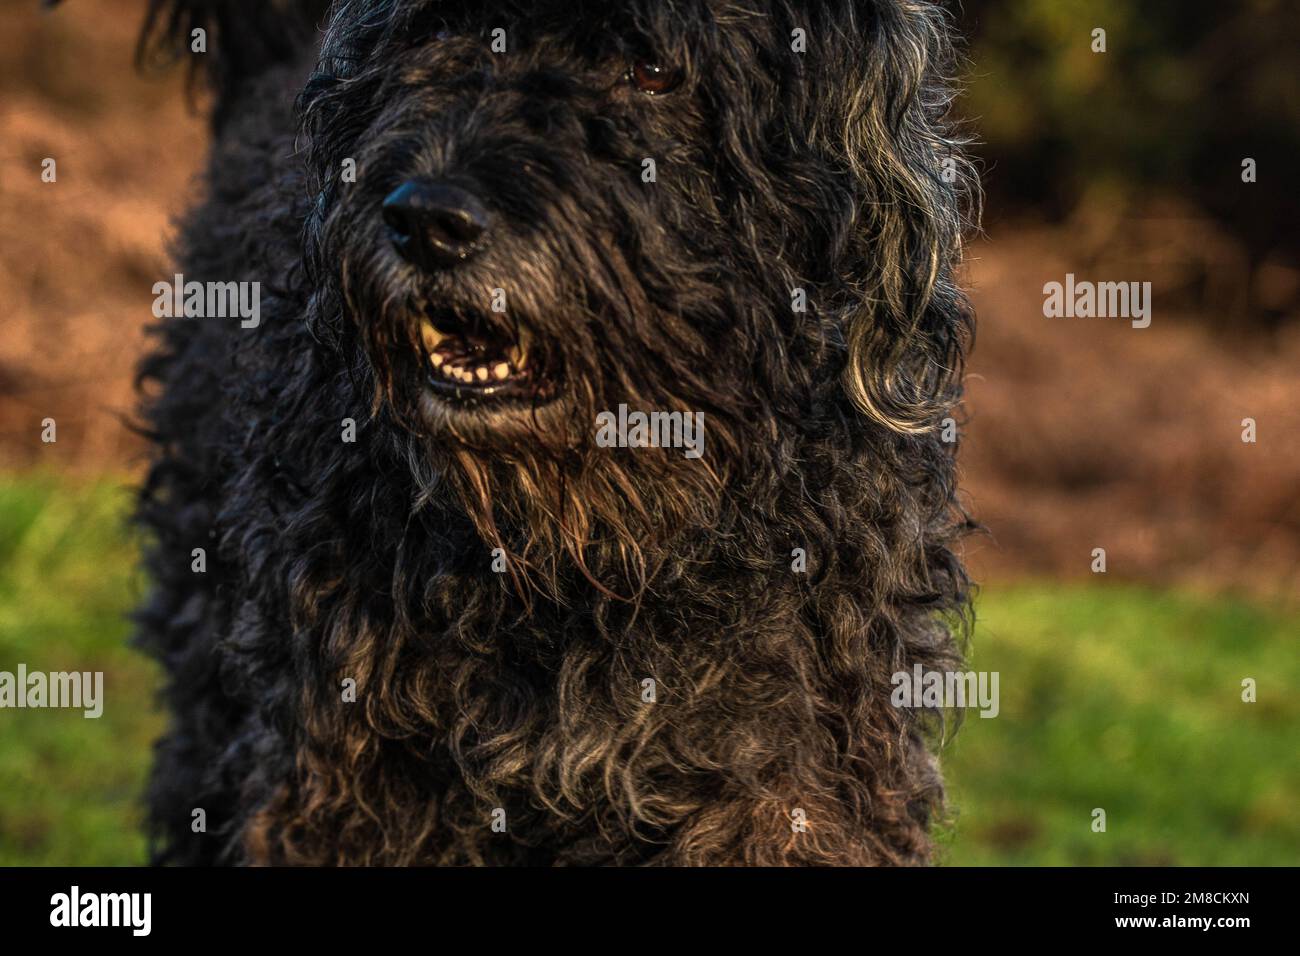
[1,0,1296,864]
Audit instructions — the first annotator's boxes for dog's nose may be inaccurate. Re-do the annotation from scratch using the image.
[382,180,490,269]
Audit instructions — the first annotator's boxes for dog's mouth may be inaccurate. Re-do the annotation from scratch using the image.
[417,308,554,404]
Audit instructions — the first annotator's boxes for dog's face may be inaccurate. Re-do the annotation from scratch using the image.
[303,1,803,453]
[119,0,970,586]
[289,0,973,584]
[300,0,967,446]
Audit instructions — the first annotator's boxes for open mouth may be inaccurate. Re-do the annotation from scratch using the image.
[418,310,550,403]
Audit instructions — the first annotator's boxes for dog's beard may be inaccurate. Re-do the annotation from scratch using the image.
[440,439,727,605]
[412,362,740,605]
[307,202,753,605]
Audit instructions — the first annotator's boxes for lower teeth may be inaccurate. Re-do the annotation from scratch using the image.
[433,356,521,384]
[420,321,529,389]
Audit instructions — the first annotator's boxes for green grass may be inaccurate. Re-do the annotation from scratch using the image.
[937,586,1300,865]
[0,475,160,865]
[0,476,1296,865]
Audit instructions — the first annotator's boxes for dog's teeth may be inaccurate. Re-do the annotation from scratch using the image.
[420,322,446,352]
[430,352,444,367]
[475,366,489,381]
[493,362,510,380]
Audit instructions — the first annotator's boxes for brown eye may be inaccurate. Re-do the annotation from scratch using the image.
[628,60,682,95]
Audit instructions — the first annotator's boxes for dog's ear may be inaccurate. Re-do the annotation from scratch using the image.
[808,0,977,434]
[46,0,329,120]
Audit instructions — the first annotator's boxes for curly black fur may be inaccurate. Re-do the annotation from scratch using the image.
[131,0,976,865]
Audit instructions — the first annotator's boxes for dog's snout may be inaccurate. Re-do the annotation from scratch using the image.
[382,180,490,269]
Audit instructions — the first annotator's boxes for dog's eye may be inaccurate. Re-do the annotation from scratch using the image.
[628,60,682,95]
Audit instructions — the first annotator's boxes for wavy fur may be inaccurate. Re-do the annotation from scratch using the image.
[134,0,976,865]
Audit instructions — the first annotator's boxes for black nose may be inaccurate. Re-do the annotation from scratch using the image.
[382,180,490,269]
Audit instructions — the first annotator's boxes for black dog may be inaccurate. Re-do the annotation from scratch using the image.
[128,0,975,865]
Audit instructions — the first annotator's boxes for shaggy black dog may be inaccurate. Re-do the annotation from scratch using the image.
[128,0,975,865]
